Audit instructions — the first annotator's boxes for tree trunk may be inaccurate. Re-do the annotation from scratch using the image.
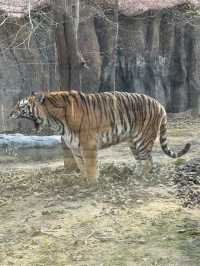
[52,0,84,91]
[112,0,119,91]
[98,0,119,91]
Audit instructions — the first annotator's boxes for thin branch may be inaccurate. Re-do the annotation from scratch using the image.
[8,22,30,48]
[28,0,34,30]
[0,16,8,27]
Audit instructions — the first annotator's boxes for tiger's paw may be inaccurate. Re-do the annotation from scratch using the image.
[63,159,80,173]
[85,176,98,187]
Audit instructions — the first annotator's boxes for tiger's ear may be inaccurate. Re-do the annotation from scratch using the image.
[35,93,45,103]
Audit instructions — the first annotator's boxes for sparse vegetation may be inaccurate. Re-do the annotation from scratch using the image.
[0,117,200,265]
[174,158,186,166]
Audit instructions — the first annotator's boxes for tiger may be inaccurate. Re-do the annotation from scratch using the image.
[10,90,191,185]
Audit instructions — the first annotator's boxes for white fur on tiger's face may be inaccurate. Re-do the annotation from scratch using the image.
[10,93,56,132]
[10,91,191,185]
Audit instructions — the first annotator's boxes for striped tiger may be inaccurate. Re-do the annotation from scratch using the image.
[10,90,191,184]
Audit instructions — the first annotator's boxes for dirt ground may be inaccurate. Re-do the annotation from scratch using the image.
[1,115,200,266]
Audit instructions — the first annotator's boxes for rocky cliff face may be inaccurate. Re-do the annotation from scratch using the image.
[0,4,200,132]
[96,8,200,113]
[0,13,60,132]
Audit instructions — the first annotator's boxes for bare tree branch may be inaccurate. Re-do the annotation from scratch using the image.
[28,0,34,30]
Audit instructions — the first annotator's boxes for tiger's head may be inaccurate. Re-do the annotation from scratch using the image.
[10,91,82,134]
[10,93,49,132]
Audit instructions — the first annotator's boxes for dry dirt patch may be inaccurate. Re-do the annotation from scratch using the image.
[0,116,200,265]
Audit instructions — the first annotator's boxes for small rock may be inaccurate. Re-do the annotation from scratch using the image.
[41,210,51,215]
[136,199,144,204]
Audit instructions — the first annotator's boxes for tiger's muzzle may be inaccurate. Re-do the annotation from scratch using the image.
[9,110,42,132]
[9,110,21,119]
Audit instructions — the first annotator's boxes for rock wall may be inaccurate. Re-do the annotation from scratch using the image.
[0,13,60,132]
[96,8,200,113]
[0,5,200,132]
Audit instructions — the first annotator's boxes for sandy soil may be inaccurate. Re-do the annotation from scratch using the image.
[0,116,200,266]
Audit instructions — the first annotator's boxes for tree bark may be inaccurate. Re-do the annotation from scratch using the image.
[112,0,119,91]
[98,0,119,91]
[52,0,84,91]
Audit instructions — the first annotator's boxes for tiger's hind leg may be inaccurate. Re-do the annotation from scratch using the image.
[129,141,154,178]
[140,155,153,177]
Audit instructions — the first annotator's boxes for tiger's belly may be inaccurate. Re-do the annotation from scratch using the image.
[97,130,131,149]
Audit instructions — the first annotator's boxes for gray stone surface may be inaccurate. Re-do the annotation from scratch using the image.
[0,5,200,132]
[97,9,200,113]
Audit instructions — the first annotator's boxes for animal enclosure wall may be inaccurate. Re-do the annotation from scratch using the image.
[1,3,200,132]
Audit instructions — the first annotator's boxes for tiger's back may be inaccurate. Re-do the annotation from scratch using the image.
[89,91,164,149]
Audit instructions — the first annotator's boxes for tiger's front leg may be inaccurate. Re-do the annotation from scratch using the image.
[61,136,79,172]
[81,146,98,185]
[62,142,93,184]
[80,132,98,185]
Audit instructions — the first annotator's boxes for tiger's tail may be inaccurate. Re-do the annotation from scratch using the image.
[160,117,191,158]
